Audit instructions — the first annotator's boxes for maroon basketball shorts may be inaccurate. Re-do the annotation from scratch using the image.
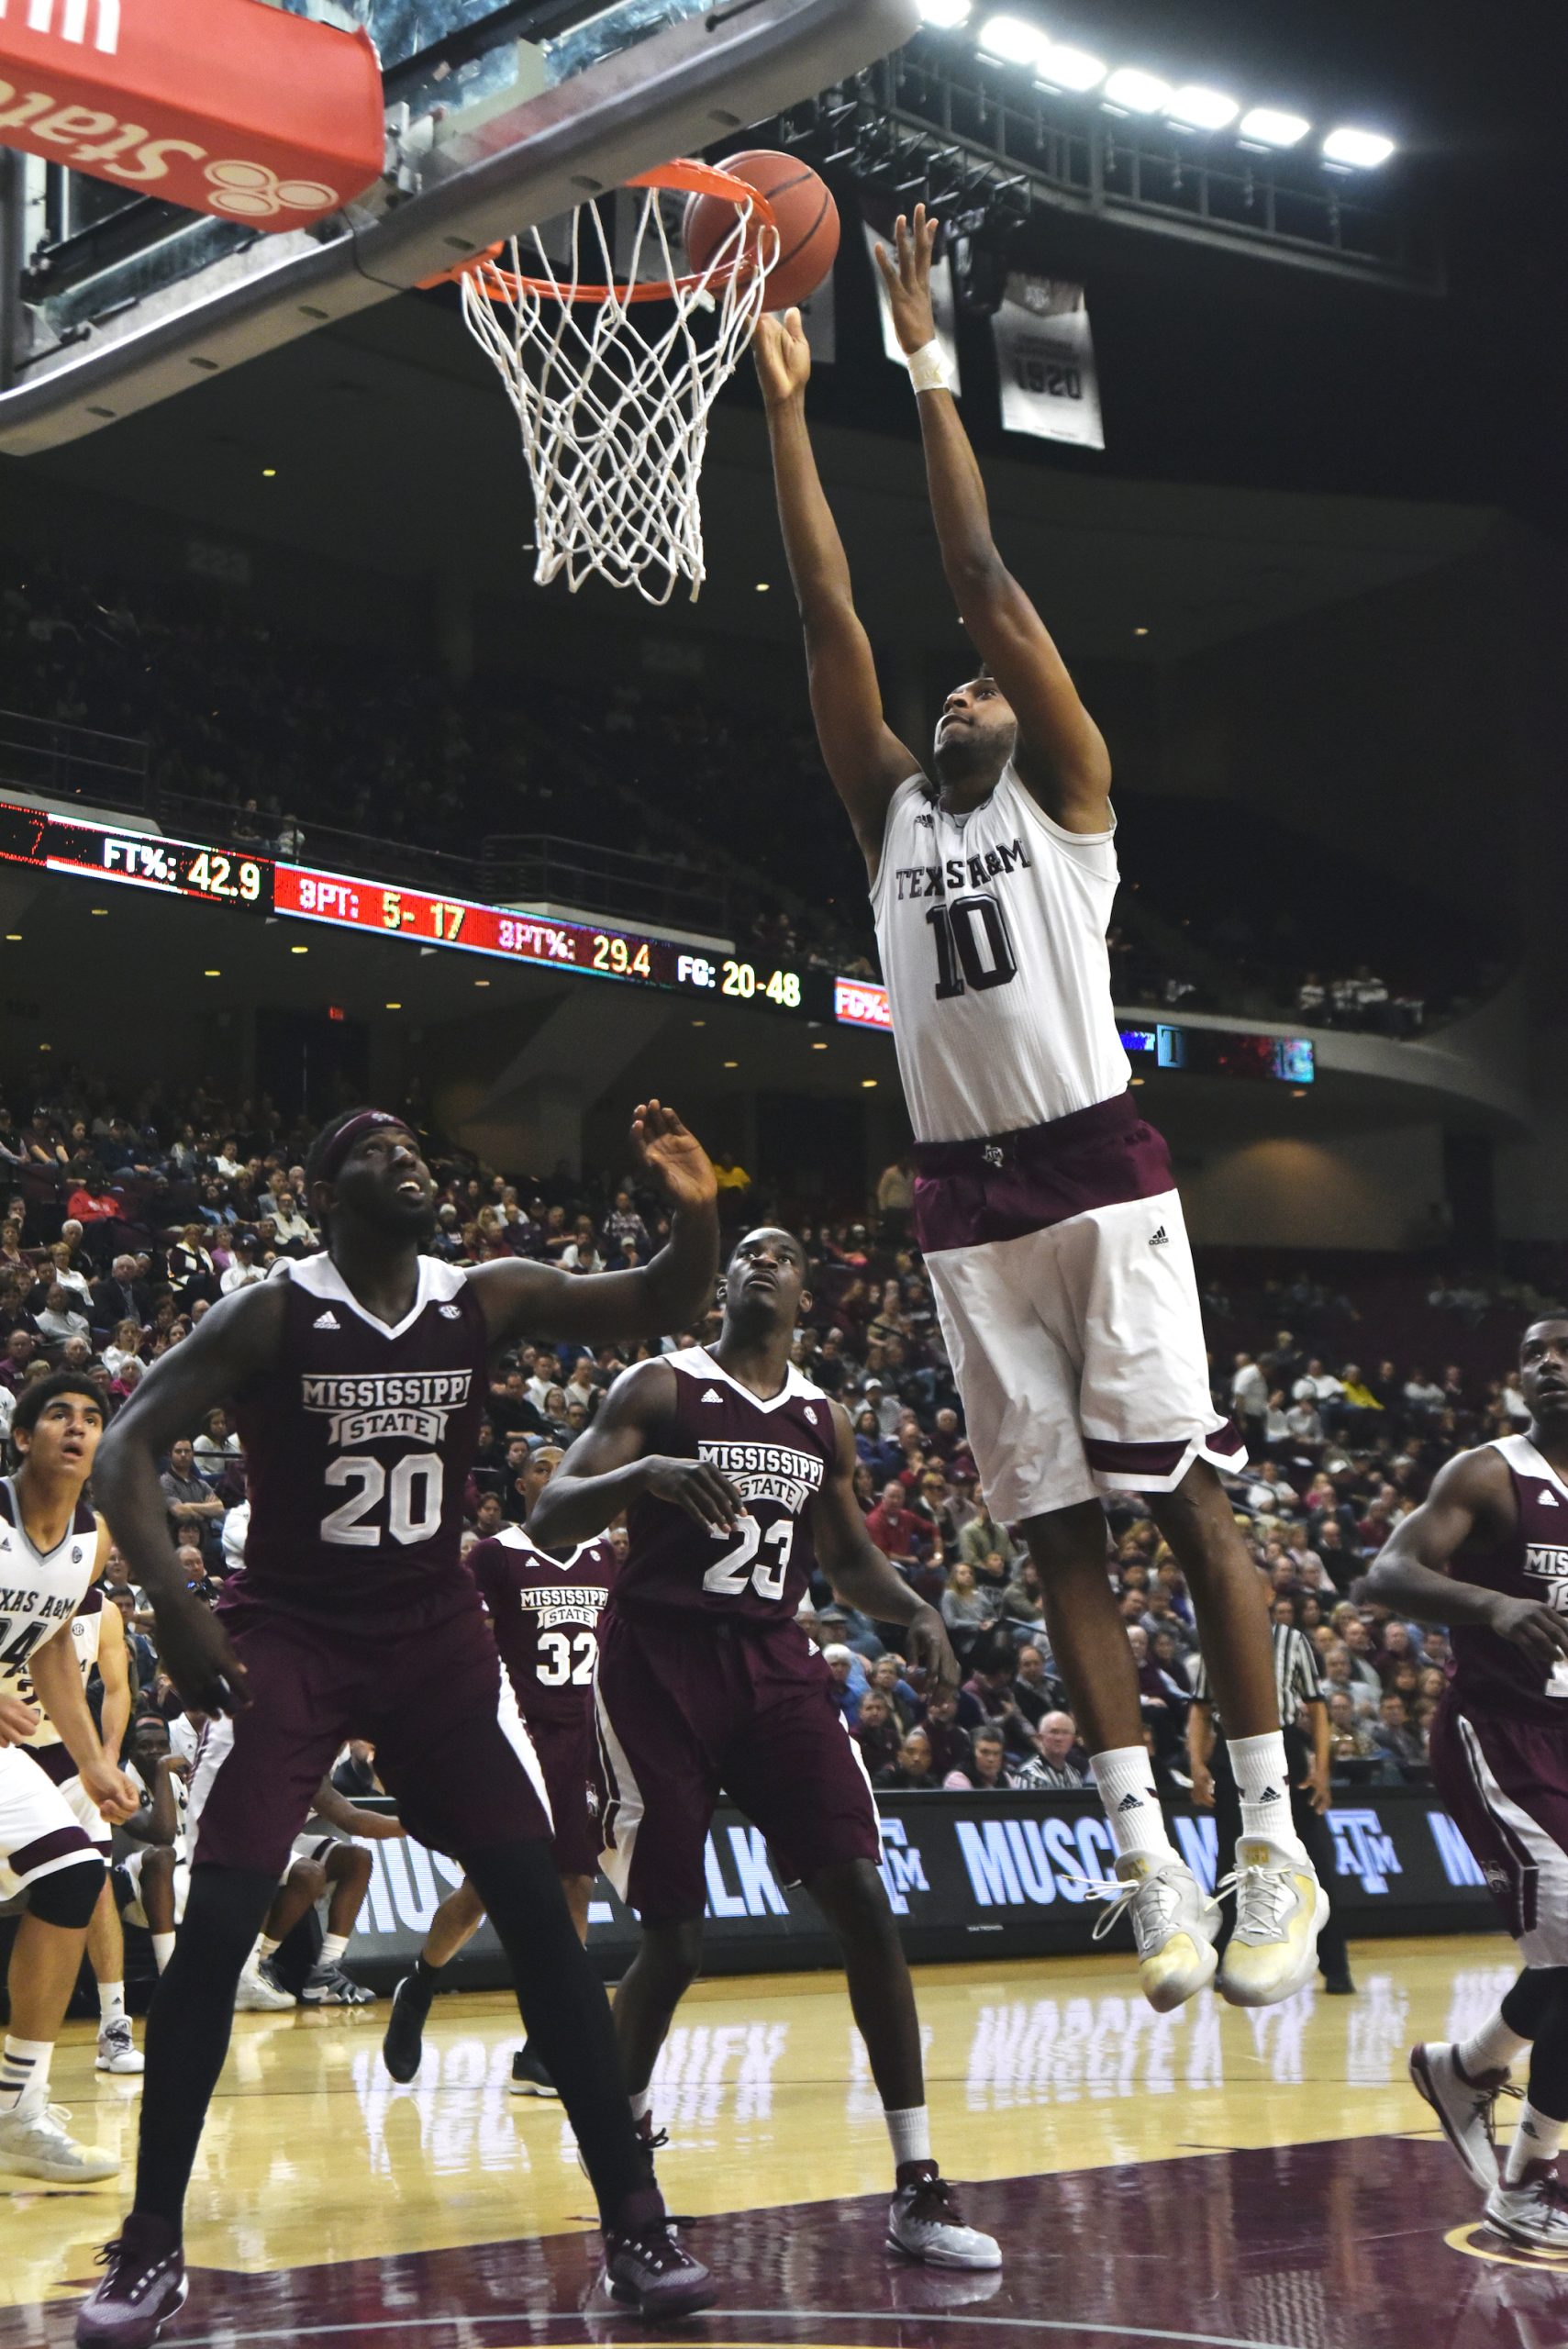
[524,1712,606,1879]
[594,1606,881,1924]
[192,1594,551,1876]
[1429,1691,1568,1964]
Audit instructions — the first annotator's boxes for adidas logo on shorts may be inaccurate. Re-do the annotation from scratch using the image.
[313,1310,340,1329]
[1149,1226,1169,1247]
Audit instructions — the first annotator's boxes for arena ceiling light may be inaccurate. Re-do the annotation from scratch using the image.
[1165,84,1240,131]
[917,0,972,26]
[976,13,1048,69]
[1239,106,1311,148]
[1322,126,1396,167]
[1103,67,1173,114]
[1036,41,1106,92]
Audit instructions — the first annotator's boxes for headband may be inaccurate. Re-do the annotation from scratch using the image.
[316,1110,406,1187]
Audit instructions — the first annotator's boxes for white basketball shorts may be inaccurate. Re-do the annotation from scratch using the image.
[0,1742,102,1899]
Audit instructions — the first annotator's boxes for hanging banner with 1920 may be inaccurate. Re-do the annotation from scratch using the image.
[992,276,1104,450]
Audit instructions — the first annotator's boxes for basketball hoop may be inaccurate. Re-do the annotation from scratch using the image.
[424,161,779,605]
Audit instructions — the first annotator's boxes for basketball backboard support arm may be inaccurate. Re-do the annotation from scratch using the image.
[0,0,917,456]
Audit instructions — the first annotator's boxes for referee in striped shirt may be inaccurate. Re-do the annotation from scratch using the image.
[1186,1620,1352,1994]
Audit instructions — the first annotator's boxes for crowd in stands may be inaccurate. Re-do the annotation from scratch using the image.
[2,558,1496,1021]
[6,1064,1563,1809]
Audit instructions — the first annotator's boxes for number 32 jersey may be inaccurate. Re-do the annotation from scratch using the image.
[871,766,1130,1143]
[617,1347,836,1621]
[470,1527,617,1727]
[231,1252,488,1624]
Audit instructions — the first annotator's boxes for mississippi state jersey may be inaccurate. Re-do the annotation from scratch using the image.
[230,1252,488,1620]
[0,1478,98,1750]
[617,1347,836,1620]
[470,1525,617,1728]
[871,767,1130,1142]
[1450,1434,1568,1720]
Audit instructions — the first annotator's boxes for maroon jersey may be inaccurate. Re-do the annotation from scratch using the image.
[1449,1433,1568,1722]
[617,1346,836,1620]
[230,1252,488,1623]
[470,1524,617,1728]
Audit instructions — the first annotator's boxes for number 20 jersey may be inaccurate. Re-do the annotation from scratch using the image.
[470,1526,617,1728]
[870,766,1130,1143]
[617,1346,836,1622]
[230,1252,488,1623]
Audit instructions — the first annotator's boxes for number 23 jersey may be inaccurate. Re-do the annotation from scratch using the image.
[470,1527,617,1727]
[230,1252,488,1623]
[871,766,1130,1143]
[617,1346,836,1621]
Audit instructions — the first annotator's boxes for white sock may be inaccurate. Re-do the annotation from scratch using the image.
[97,1980,127,2031]
[1091,1745,1175,1863]
[1458,2010,1529,2082]
[0,2035,50,2119]
[884,2104,932,2169]
[1228,1731,1307,1857]
[1507,2100,1566,2182]
[318,1933,349,1968]
[151,1932,177,1974]
[253,1934,280,1965]
[628,2087,652,2123]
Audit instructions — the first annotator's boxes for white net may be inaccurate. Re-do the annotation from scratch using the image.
[457,174,778,605]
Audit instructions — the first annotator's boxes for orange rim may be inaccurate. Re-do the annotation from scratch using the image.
[417,160,778,306]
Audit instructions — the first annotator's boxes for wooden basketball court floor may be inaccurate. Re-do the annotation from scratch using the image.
[6,1934,1567,2349]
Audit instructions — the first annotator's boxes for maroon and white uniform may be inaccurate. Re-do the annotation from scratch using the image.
[195,1252,551,1876]
[595,1346,881,1923]
[873,768,1242,1520]
[1428,1433,1568,1963]
[472,1527,617,1877]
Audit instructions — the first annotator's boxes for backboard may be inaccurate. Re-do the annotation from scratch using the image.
[0,0,917,454]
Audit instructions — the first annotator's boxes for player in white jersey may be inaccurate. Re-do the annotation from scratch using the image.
[757,208,1324,2012]
[0,1373,139,2180]
[17,1565,143,2073]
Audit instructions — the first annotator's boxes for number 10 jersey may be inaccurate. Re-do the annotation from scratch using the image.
[870,766,1130,1143]
[617,1347,836,1621]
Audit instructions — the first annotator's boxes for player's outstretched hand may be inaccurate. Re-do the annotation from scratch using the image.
[641,1456,742,1531]
[0,1692,41,1746]
[753,309,811,406]
[905,1600,961,1691]
[872,202,940,357]
[153,1594,250,1716]
[630,1100,717,1214]
[1485,1593,1568,1669]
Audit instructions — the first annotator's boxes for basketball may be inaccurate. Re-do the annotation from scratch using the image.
[682,149,840,313]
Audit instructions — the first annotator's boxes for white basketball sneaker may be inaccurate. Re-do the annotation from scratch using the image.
[95,2019,144,2076]
[0,2100,120,2182]
[235,1955,296,2011]
[1217,1837,1329,2007]
[1485,2162,1568,2252]
[1409,2043,1510,2192]
[1091,1853,1219,2013]
[886,2174,1001,2269]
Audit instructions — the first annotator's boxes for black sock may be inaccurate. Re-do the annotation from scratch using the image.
[1528,1987,1568,2124]
[134,1864,277,2232]
[1504,1966,1568,2043]
[460,1838,653,2231]
[415,1954,443,1992]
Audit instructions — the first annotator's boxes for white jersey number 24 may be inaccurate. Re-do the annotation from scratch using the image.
[702,1514,795,1603]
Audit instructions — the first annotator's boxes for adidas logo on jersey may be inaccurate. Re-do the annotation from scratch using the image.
[805,1406,817,1424]
[313,1310,340,1330]
[439,1304,462,1319]
[701,1388,723,1404]
[1149,1226,1169,1247]
[1540,1489,1560,1508]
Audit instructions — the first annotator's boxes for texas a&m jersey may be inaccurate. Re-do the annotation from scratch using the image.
[0,1479,99,1768]
[617,1347,836,1620]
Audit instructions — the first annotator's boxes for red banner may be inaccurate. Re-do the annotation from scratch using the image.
[0,0,383,229]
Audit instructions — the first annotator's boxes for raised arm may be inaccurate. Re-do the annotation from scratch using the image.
[873,207,1111,834]
[1359,1446,1568,1671]
[528,1359,741,1550]
[812,1404,958,1688]
[471,1100,718,1351]
[94,1278,288,1713]
[755,311,920,878]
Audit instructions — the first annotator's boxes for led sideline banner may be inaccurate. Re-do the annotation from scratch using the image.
[336,1785,1495,1990]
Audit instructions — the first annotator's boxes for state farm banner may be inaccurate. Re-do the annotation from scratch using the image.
[991,275,1104,450]
[0,0,383,227]
[863,217,960,395]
